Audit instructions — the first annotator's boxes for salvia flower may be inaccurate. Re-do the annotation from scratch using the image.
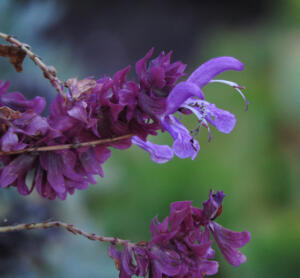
[133,53,248,162]
[0,50,247,199]
[109,190,250,278]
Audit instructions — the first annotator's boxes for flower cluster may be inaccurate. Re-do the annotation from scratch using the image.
[109,190,250,278]
[0,50,247,199]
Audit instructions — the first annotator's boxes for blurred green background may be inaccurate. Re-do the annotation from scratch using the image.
[0,0,300,277]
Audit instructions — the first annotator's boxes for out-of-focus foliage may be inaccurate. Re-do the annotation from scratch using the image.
[0,0,300,277]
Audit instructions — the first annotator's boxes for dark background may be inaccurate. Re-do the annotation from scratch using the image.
[1,0,300,277]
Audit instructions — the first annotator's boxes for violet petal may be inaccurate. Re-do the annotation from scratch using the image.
[187,56,244,88]
[132,136,173,163]
[162,115,199,159]
[206,103,236,134]
[165,81,204,115]
[198,260,219,276]
[210,222,251,267]
[46,152,66,193]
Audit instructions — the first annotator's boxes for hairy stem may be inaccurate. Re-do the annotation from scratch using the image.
[0,134,134,156]
[0,221,127,245]
[0,32,65,97]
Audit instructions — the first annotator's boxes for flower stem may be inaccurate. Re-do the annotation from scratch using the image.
[0,221,127,245]
[0,32,65,97]
[0,134,134,156]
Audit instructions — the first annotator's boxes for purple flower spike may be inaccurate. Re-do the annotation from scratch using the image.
[0,50,247,199]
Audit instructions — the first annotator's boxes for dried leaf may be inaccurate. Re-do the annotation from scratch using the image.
[0,44,26,72]
[0,106,21,120]
[66,78,97,99]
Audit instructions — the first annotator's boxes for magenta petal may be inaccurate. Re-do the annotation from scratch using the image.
[210,222,251,267]
[60,151,84,181]
[138,91,167,116]
[1,127,19,151]
[133,247,149,277]
[150,216,169,236]
[119,88,137,107]
[0,154,35,187]
[165,82,204,115]
[136,48,154,81]
[190,241,213,258]
[17,174,30,195]
[121,243,135,276]
[150,245,181,276]
[149,66,166,89]
[46,152,65,193]
[93,145,111,163]
[34,164,45,198]
[1,92,46,114]
[169,201,192,230]
[113,66,130,86]
[198,260,219,276]
[79,148,104,177]
[66,179,89,190]
[187,57,244,88]
[198,226,215,259]
[67,101,88,123]
[108,244,122,261]
[132,136,173,163]
[25,115,49,136]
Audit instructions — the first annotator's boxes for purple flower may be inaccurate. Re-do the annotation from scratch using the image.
[133,54,248,162]
[110,190,250,277]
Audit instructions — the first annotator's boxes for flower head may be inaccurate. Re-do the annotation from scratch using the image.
[109,190,250,278]
[133,53,248,163]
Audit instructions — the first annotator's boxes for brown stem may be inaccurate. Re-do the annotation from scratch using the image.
[0,32,66,97]
[0,134,134,156]
[0,221,127,245]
